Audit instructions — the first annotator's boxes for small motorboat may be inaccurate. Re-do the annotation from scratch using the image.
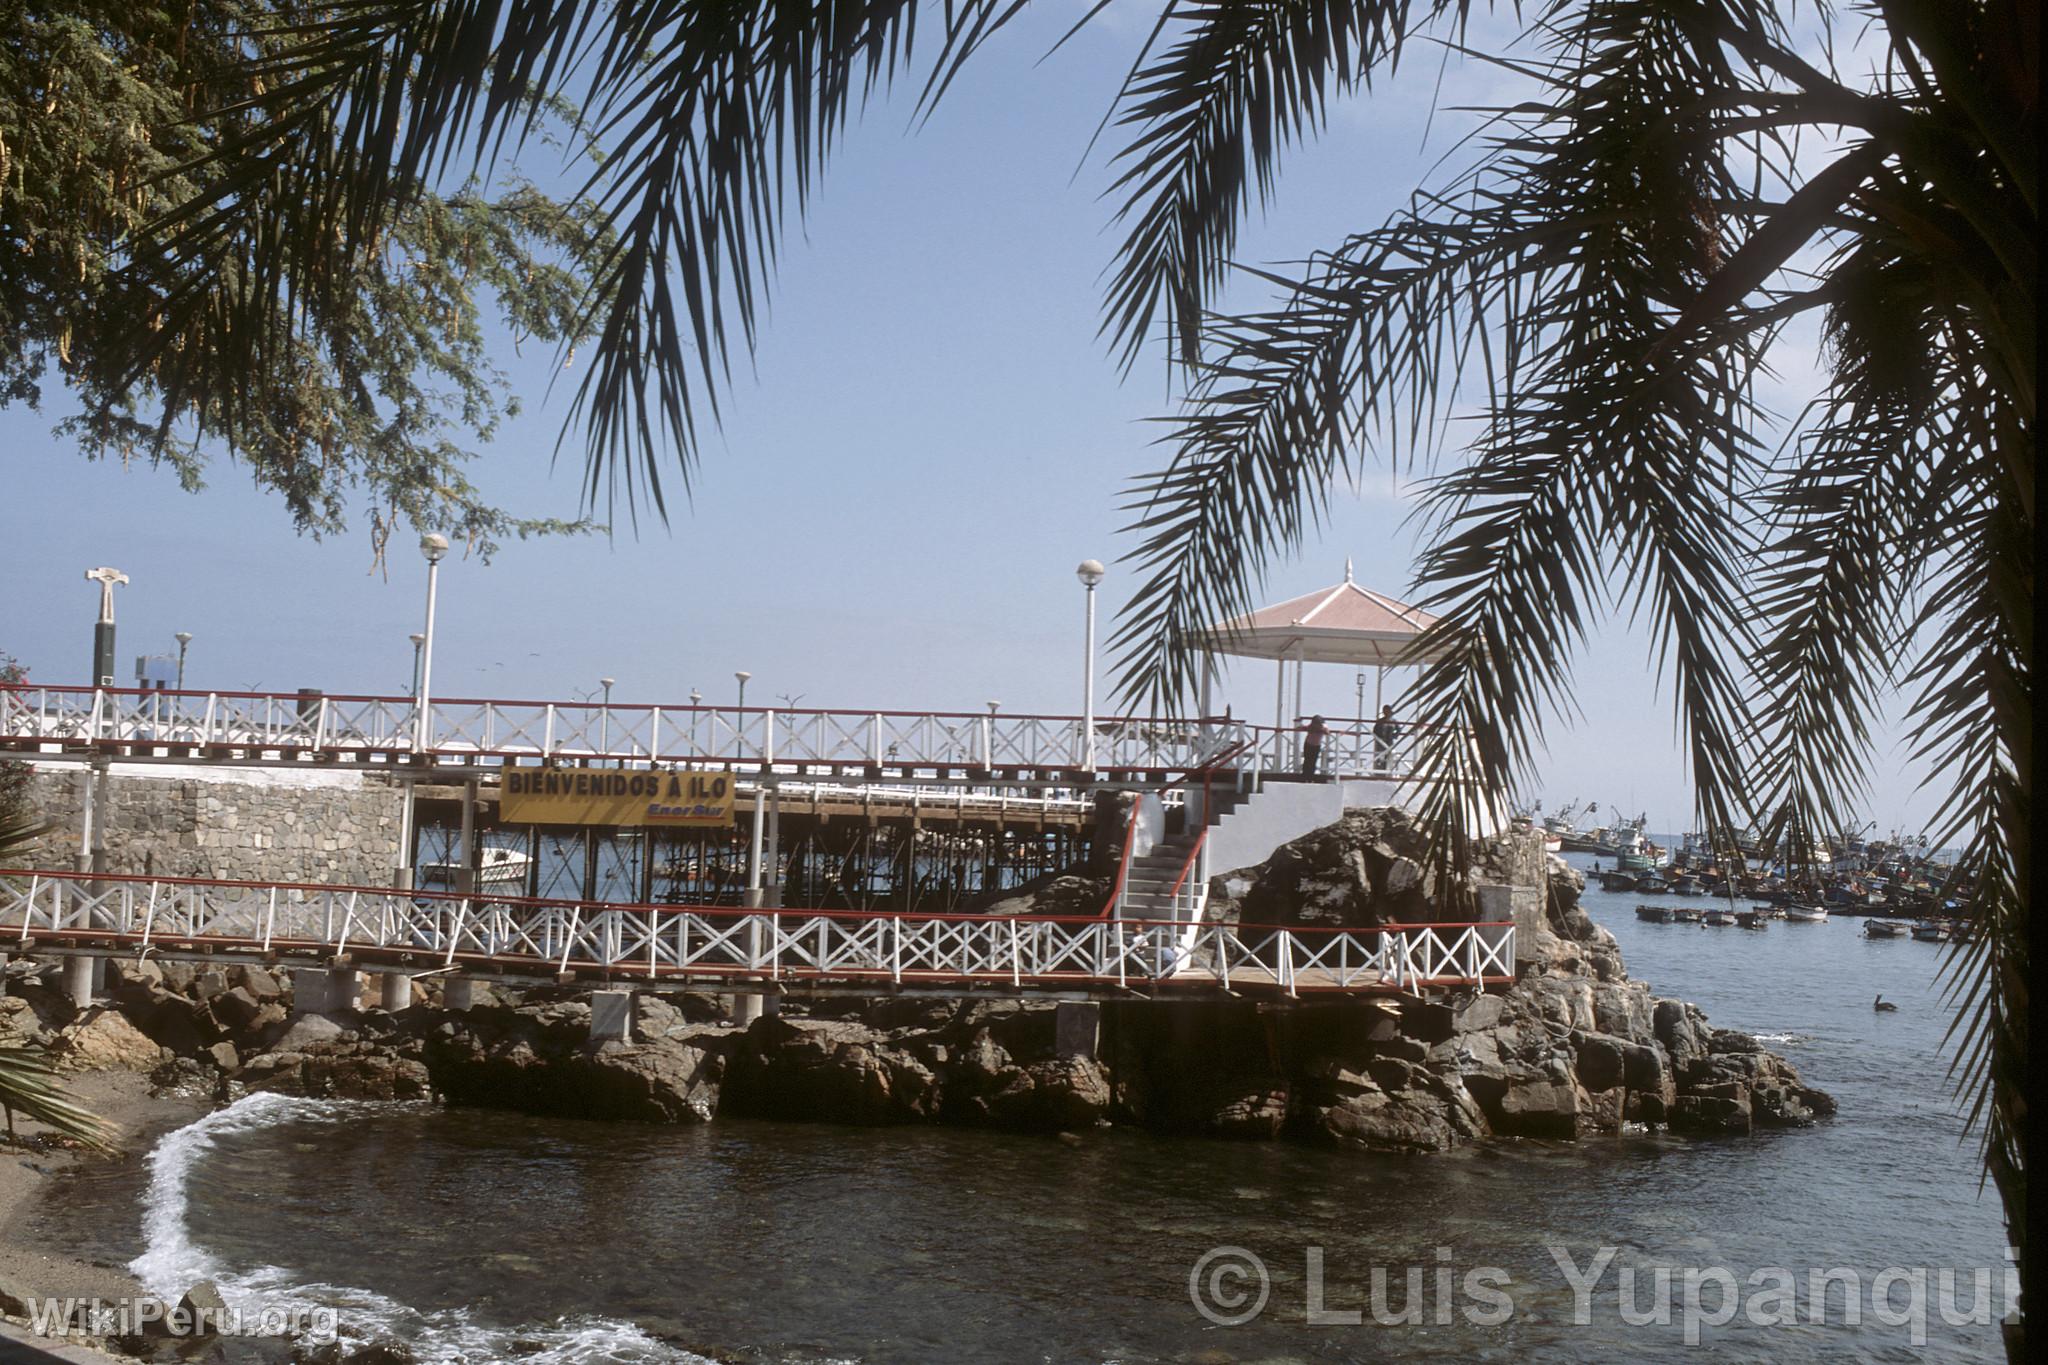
[420,846,534,886]
[1670,906,1703,924]
[1596,870,1640,893]
[1784,904,1829,923]
[1736,910,1768,930]
[1635,904,1674,924]
[1636,878,1672,896]
[1865,919,1909,939]
[1670,875,1707,897]
[1704,910,1737,927]
[1911,921,1951,943]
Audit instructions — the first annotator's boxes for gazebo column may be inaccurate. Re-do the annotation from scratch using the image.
[1292,643,1306,767]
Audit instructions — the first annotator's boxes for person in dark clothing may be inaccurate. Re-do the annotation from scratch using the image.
[1301,714,1328,778]
[1373,705,1400,773]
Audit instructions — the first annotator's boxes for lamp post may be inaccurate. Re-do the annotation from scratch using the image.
[84,567,128,687]
[414,534,449,754]
[174,632,193,691]
[1356,671,1367,726]
[599,676,615,756]
[688,688,703,755]
[408,633,425,698]
[734,670,751,709]
[1075,560,1105,771]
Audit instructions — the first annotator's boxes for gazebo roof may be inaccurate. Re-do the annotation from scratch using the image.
[1201,561,1449,665]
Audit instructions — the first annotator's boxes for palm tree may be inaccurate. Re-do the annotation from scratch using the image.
[101,0,2031,1328]
[0,815,117,1151]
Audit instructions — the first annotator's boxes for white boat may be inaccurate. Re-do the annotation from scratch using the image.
[420,846,534,886]
[1784,904,1829,923]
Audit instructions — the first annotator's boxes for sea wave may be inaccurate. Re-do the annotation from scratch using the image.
[130,1094,715,1365]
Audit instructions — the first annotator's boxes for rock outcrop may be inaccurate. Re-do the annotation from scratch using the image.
[1,807,1833,1152]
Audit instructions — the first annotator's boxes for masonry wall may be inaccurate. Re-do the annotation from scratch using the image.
[22,766,405,883]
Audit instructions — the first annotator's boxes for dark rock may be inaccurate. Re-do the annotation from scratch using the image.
[1570,1033,1626,1093]
[1452,994,1506,1033]
[176,1281,231,1337]
[1669,1092,1753,1136]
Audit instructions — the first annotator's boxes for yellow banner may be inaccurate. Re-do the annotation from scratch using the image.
[500,767,737,827]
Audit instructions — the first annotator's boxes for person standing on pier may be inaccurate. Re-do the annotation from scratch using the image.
[1373,705,1401,774]
[1301,714,1328,778]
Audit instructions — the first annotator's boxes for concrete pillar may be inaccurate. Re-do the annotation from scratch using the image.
[442,977,475,1012]
[728,993,764,1026]
[325,967,362,1011]
[590,989,633,1043]
[290,968,330,1016]
[379,971,413,1012]
[62,955,95,1008]
[1055,1001,1100,1060]
[94,957,116,992]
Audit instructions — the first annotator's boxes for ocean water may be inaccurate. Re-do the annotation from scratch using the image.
[44,853,2013,1362]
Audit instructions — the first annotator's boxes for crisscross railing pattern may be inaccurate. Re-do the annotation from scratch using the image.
[1,869,1513,997]
[2,684,1440,781]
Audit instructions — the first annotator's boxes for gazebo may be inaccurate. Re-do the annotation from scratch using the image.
[1199,561,1450,754]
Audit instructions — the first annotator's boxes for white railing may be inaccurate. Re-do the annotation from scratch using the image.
[1,685,1440,781]
[0,870,1513,996]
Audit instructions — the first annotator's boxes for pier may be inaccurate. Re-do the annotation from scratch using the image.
[2,682,1514,1019]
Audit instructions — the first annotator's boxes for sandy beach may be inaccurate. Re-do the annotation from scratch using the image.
[0,1071,203,1327]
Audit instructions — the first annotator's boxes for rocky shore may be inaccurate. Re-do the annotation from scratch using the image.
[0,810,1834,1359]
[4,811,1834,1150]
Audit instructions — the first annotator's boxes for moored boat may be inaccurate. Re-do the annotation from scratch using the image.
[1670,906,1703,924]
[1784,904,1829,923]
[1911,921,1951,943]
[1635,904,1674,924]
[1704,909,1737,927]
[1864,919,1909,939]
[1736,910,1768,930]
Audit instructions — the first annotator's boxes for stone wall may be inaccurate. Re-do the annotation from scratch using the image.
[21,765,404,883]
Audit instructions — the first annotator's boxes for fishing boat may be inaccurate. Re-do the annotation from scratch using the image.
[1704,909,1737,927]
[1864,919,1909,939]
[1635,876,1671,895]
[420,846,534,886]
[1670,875,1707,897]
[1784,904,1829,923]
[1911,921,1951,943]
[1736,910,1768,930]
[1670,905,1703,924]
[1595,870,1640,893]
[1635,904,1674,924]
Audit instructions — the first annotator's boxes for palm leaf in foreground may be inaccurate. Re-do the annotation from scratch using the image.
[0,818,117,1152]
[0,1045,119,1154]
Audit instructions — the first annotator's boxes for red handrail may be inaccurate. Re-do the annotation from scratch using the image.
[0,866,1508,937]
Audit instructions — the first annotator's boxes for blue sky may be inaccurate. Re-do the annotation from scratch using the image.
[0,7,1941,835]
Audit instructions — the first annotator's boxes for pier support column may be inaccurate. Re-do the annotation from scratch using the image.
[62,955,95,1009]
[1055,1001,1100,1060]
[379,971,414,1012]
[325,968,362,1012]
[442,978,475,1012]
[728,993,764,1027]
[290,969,330,1016]
[590,990,634,1043]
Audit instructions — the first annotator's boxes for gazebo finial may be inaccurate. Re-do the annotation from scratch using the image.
[1344,556,1354,583]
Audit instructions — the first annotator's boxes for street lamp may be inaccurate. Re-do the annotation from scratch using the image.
[734,670,751,709]
[84,567,128,686]
[174,632,193,691]
[1356,671,1367,726]
[414,534,449,754]
[1075,560,1105,771]
[599,676,616,755]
